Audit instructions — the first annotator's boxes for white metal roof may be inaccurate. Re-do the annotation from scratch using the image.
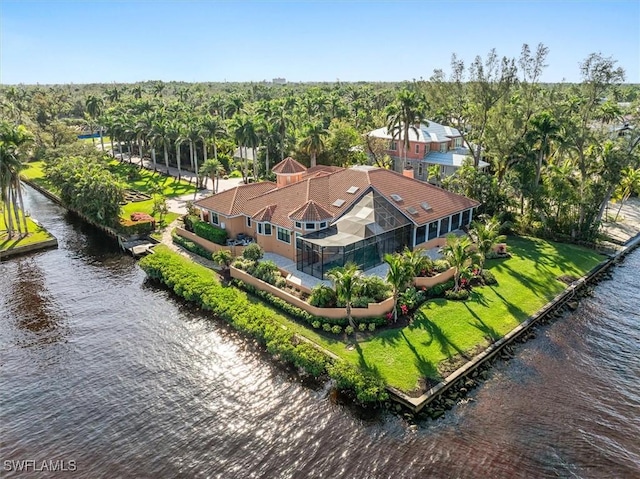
[423,148,489,169]
[368,120,461,143]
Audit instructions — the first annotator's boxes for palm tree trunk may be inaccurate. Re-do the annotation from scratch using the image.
[265,147,270,174]
[192,141,199,186]
[6,189,15,238]
[16,180,28,234]
[213,140,218,161]
[252,146,257,179]
[189,142,194,170]
[311,151,317,168]
[11,188,22,237]
[99,127,105,152]
[163,144,170,176]
[176,143,182,180]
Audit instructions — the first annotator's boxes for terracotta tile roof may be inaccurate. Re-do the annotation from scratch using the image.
[289,200,334,222]
[252,204,277,222]
[196,164,479,229]
[272,157,307,174]
[194,181,276,216]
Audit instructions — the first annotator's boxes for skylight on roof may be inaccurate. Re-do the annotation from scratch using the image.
[332,199,346,207]
[346,186,359,194]
[406,206,419,215]
[421,202,432,211]
[390,194,403,202]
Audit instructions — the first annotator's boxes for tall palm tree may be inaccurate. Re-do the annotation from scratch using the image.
[168,120,184,180]
[388,88,427,168]
[613,166,640,221]
[231,114,249,182]
[200,158,225,193]
[441,235,478,292]
[300,121,328,168]
[384,253,413,322]
[85,94,105,150]
[327,263,363,329]
[527,110,562,186]
[200,114,227,164]
[469,217,506,273]
[136,111,155,170]
[273,102,294,161]
[151,117,171,175]
[0,122,33,238]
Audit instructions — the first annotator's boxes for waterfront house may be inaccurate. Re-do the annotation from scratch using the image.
[195,157,479,279]
[367,120,489,182]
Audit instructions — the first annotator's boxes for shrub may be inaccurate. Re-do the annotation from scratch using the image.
[183,214,200,232]
[357,276,391,302]
[433,259,451,273]
[309,284,337,308]
[428,279,455,298]
[368,323,376,332]
[192,220,228,245]
[352,296,374,308]
[445,289,470,301]
[119,218,155,235]
[172,232,212,260]
[481,269,498,285]
[358,323,367,332]
[253,260,280,285]
[326,361,388,403]
[242,243,264,262]
[331,325,342,335]
[229,169,243,178]
[312,320,321,329]
[322,323,332,332]
[345,326,354,335]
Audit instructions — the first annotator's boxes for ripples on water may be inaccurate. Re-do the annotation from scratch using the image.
[1,186,639,478]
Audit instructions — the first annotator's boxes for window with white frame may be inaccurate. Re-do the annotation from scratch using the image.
[246,217,252,228]
[210,212,219,225]
[440,142,447,153]
[390,141,397,151]
[305,222,315,230]
[264,223,272,235]
[277,227,291,244]
[295,221,302,229]
[415,144,420,154]
[319,221,327,229]
[418,164,423,177]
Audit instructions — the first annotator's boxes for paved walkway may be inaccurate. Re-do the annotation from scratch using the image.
[601,197,640,245]
[159,219,221,271]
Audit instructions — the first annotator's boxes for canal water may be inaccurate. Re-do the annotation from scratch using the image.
[1,186,639,478]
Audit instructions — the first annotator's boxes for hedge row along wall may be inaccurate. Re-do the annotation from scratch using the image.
[139,246,388,403]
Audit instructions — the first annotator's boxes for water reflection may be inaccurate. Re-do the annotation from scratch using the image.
[6,258,69,348]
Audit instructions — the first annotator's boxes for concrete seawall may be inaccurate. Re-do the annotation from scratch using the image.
[388,232,640,413]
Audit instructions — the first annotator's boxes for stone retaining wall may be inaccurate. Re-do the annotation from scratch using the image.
[175,227,245,257]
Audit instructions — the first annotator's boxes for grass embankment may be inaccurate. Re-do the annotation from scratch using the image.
[21,160,196,226]
[295,236,604,392]
[1,210,55,253]
[140,245,387,403]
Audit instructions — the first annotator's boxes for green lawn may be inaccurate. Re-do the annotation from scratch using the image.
[288,236,604,392]
[1,210,54,252]
[21,160,194,226]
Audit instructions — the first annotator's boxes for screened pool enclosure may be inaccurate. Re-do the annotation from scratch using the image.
[295,191,412,279]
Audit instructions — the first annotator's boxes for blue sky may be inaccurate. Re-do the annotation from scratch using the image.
[1,1,638,84]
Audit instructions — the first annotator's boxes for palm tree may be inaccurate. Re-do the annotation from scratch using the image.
[200,158,225,193]
[231,114,249,182]
[168,120,184,180]
[200,114,227,164]
[0,122,33,238]
[300,121,328,168]
[613,167,640,222]
[327,263,363,330]
[469,217,506,273]
[384,253,413,322]
[273,102,294,161]
[387,88,427,168]
[527,110,562,186]
[85,94,105,150]
[212,249,234,277]
[151,117,171,175]
[441,235,478,292]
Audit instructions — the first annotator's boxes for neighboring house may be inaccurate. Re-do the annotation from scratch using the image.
[367,120,489,182]
[195,157,479,279]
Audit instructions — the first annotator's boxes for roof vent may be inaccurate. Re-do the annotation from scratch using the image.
[421,202,432,212]
[332,199,346,207]
[346,186,359,194]
[390,194,403,202]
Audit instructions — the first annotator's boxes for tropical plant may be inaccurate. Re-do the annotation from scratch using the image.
[441,235,478,292]
[327,263,363,329]
[384,253,413,321]
[299,121,328,167]
[469,216,507,272]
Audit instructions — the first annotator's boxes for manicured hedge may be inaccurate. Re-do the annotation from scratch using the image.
[192,219,228,245]
[172,231,212,260]
[139,246,387,403]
